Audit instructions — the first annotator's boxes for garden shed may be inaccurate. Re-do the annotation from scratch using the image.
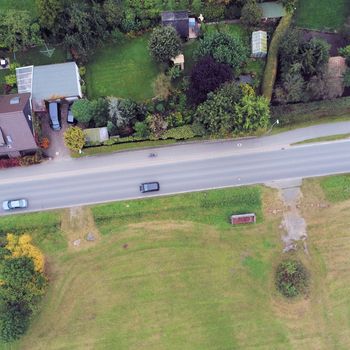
[84,127,109,144]
[251,31,267,58]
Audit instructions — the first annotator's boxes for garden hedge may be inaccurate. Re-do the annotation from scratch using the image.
[262,13,292,102]
[271,96,350,126]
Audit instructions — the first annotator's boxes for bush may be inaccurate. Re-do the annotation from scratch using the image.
[0,158,20,168]
[133,121,150,138]
[276,260,309,298]
[64,127,85,152]
[161,125,195,140]
[262,13,293,102]
[271,97,350,126]
[19,152,42,166]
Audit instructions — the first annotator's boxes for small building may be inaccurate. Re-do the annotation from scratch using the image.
[0,93,37,158]
[84,127,109,144]
[16,62,82,113]
[258,2,286,19]
[171,54,185,71]
[251,31,267,58]
[231,213,256,225]
[161,11,200,39]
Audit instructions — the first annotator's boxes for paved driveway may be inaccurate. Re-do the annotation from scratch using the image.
[41,103,71,160]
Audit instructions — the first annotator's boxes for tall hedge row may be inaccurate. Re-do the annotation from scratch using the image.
[262,13,293,102]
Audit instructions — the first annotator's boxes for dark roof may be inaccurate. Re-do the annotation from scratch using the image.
[0,93,31,114]
[161,10,189,38]
[0,93,37,154]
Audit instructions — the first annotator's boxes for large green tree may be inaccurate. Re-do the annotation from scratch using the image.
[71,99,94,125]
[148,26,181,63]
[195,32,249,75]
[0,10,43,52]
[195,82,242,135]
[234,85,270,132]
[36,0,63,31]
[241,0,262,27]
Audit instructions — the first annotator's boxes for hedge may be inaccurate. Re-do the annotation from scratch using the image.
[84,125,200,149]
[262,13,292,102]
[271,97,350,126]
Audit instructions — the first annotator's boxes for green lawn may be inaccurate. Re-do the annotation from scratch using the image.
[86,35,160,101]
[2,182,350,348]
[319,174,350,203]
[0,0,36,14]
[295,0,350,31]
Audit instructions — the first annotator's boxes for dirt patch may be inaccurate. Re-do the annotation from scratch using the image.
[266,179,308,253]
[301,30,346,56]
[61,206,101,251]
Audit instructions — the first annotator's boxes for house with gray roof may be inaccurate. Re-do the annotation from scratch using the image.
[0,93,37,158]
[16,62,82,112]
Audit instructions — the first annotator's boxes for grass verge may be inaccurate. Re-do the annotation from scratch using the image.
[291,133,350,145]
[319,174,350,203]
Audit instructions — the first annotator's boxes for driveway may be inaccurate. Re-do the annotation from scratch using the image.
[41,102,71,160]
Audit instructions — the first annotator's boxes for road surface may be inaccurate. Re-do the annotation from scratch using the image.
[1,122,350,215]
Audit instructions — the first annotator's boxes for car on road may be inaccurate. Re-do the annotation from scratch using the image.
[139,182,160,193]
[2,199,28,211]
[49,102,61,131]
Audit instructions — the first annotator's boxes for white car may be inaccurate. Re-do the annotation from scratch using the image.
[2,199,28,211]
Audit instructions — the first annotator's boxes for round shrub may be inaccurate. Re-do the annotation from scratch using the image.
[276,259,309,298]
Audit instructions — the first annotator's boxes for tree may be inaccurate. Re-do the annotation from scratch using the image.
[241,0,262,28]
[90,98,109,127]
[55,2,107,62]
[107,97,143,135]
[339,45,350,65]
[274,63,305,103]
[195,81,242,135]
[0,10,43,52]
[103,0,123,28]
[299,38,330,77]
[6,234,45,273]
[0,302,31,342]
[153,73,172,100]
[188,56,233,105]
[64,127,85,152]
[279,0,298,13]
[234,85,270,132]
[36,0,63,31]
[279,29,302,73]
[71,99,94,125]
[148,26,181,62]
[195,32,249,75]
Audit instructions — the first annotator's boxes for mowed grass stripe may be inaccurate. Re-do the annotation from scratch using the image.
[86,35,159,101]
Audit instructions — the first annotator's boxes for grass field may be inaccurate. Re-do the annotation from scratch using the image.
[0,0,36,14]
[86,35,160,101]
[3,178,350,348]
[295,0,350,31]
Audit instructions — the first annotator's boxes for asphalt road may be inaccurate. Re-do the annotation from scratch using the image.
[1,122,350,215]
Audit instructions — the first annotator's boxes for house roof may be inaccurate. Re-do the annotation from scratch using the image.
[258,2,286,18]
[17,62,82,112]
[161,10,189,38]
[0,93,37,154]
